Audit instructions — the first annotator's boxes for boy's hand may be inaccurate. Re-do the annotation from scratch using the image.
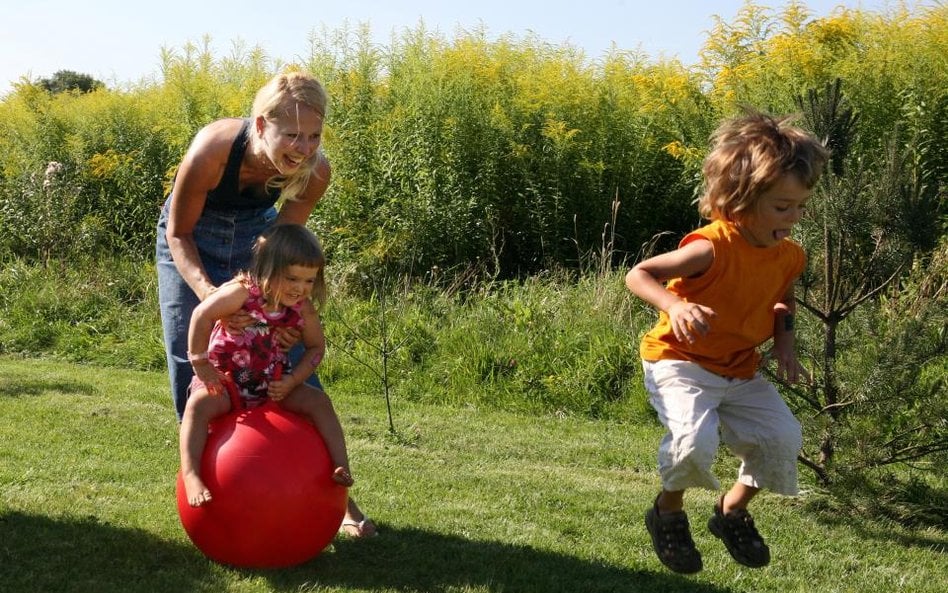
[667,300,716,344]
[770,338,809,383]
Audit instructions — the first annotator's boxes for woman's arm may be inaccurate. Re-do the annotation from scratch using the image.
[166,120,240,301]
[275,154,331,225]
[265,155,330,352]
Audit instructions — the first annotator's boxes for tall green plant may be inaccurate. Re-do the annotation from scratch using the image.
[782,80,947,485]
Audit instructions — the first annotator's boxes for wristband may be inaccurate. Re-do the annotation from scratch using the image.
[188,351,209,362]
[783,314,795,331]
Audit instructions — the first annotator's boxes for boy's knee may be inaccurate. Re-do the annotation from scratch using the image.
[780,427,803,457]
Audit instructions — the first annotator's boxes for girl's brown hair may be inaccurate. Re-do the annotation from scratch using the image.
[697,110,829,222]
[246,223,327,309]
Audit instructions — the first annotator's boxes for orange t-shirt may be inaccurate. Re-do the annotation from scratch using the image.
[639,220,805,379]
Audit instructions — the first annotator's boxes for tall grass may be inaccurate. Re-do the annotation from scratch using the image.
[0,257,164,371]
[3,4,942,276]
[322,268,656,423]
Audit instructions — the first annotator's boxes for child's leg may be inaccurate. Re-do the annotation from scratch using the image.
[655,488,686,514]
[643,360,727,496]
[709,376,799,568]
[279,384,353,487]
[642,360,734,574]
[718,375,803,498]
[721,482,760,513]
[179,388,231,507]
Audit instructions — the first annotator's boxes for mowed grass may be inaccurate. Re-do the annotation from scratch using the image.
[1,356,945,593]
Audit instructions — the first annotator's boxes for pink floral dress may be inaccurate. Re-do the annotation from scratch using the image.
[199,279,304,407]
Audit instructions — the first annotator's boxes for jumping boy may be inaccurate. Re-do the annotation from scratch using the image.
[626,111,829,574]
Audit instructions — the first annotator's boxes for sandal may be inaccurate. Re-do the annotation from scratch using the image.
[644,497,703,574]
[707,499,770,568]
[338,517,378,538]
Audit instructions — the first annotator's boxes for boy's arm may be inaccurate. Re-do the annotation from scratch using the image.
[625,239,716,344]
[771,282,807,383]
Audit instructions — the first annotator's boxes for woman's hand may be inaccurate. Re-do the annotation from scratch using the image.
[222,309,256,334]
[272,326,302,352]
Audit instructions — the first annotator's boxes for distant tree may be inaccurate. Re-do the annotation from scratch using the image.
[38,70,104,94]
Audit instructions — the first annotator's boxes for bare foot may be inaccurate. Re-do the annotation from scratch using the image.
[182,471,212,507]
[332,466,354,487]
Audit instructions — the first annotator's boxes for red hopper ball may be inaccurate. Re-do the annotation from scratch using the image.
[176,400,347,568]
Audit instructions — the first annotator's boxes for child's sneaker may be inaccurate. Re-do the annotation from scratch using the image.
[644,499,703,574]
[707,501,770,568]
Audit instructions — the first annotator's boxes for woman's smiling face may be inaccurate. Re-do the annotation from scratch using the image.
[736,174,812,248]
[256,100,323,174]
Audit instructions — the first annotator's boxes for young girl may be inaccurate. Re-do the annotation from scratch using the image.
[626,111,829,574]
[179,223,354,507]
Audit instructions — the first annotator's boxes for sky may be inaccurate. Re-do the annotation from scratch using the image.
[2,0,903,96]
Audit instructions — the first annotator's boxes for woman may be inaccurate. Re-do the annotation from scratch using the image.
[156,71,376,538]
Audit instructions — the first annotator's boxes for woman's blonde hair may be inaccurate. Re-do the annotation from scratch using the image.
[245,223,327,310]
[250,71,329,202]
[697,110,829,222]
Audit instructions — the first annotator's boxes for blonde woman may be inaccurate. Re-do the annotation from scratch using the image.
[157,72,376,537]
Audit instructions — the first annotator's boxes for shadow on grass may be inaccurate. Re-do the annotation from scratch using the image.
[0,511,217,593]
[0,514,739,592]
[262,525,736,593]
[0,377,97,398]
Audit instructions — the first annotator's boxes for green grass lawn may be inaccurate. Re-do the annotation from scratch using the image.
[1,356,945,592]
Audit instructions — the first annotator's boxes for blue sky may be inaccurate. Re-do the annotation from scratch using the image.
[3,0,903,95]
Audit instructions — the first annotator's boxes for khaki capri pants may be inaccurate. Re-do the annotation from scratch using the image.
[642,359,802,496]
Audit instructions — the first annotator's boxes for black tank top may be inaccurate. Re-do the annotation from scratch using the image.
[205,118,281,210]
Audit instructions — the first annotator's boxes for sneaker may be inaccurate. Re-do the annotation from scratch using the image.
[707,501,771,568]
[644,499,703,574]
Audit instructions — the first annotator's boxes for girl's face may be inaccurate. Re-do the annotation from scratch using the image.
[256,99,323,174]
[736,174,812,248]
[271,264,320,308]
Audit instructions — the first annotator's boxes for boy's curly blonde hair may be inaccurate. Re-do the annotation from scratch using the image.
[698,111,829,222]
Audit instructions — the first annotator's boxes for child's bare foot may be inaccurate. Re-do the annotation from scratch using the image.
[182,471,213,507]
[332,466,354,487]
